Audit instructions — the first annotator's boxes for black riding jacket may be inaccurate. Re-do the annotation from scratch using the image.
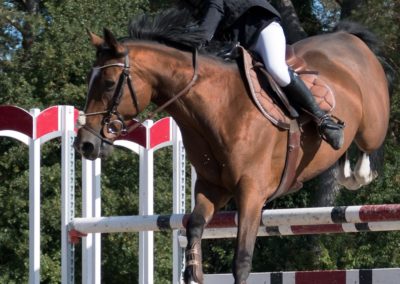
[186,0,281,47]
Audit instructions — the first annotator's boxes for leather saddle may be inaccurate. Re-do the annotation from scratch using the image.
[227,45,336,130]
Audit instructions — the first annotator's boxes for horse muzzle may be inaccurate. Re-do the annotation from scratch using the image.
[74,127,114,160]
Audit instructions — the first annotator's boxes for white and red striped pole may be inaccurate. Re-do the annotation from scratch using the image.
[70,204,400,234]
[204,268,400,284]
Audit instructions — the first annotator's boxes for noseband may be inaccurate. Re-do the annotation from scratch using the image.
[80,48,198,144]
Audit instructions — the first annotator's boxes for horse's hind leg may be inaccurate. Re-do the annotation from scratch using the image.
[184,179,231,284]
[337,149,379,190]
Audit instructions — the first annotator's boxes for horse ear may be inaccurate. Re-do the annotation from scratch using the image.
[103,28,127,56]
[87,29,105,48]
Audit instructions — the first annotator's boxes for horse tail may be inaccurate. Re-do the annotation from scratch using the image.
[369,144,385,176]
[333,20,395,96]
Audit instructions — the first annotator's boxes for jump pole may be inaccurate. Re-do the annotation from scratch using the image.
[29,108,41,284]
[70,204,400,284]
[171,121,187,284]
[70,204,400,234]
[203,268,400,284]
[138,120,155,284]
[60,106,77,284]
[81,158,102,284]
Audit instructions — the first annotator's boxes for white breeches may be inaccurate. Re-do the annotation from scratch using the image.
[253,21,291,87]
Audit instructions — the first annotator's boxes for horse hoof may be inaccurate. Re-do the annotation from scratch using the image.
[184,268,203,284]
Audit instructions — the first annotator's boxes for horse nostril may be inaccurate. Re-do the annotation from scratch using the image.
[81,142,95,155]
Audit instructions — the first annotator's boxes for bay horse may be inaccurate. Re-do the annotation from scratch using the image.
[74,10,391,284]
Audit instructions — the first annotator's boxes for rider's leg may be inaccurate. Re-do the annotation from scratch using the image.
[253,21,344,150]
[253,21,291,86]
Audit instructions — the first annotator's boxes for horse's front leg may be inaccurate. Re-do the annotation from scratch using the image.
[233,176,266,284]
[184,178,231,284]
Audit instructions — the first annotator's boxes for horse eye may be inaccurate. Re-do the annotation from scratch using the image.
[104,79,116,91]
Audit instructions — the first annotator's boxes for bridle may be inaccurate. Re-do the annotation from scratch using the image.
[80,47,198,144]
[80,52,138,144]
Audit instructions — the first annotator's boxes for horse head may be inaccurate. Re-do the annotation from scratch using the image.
[75,29,153,160]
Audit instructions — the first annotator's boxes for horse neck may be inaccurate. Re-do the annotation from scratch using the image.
[130,43,206,121]
[130,42,242,131]
[131,43,196,100]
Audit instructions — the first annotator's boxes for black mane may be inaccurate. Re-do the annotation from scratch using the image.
[128,8,204,50]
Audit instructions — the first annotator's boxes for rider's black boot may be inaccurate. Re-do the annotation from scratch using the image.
[282,70,344,150]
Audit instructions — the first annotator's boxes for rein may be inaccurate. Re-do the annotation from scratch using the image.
[81,48,198,143]
[127,48,198,133]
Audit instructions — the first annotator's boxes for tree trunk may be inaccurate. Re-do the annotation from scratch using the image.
[19,0,41,49]
[336,0,365,18]
[271,0,308,43]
